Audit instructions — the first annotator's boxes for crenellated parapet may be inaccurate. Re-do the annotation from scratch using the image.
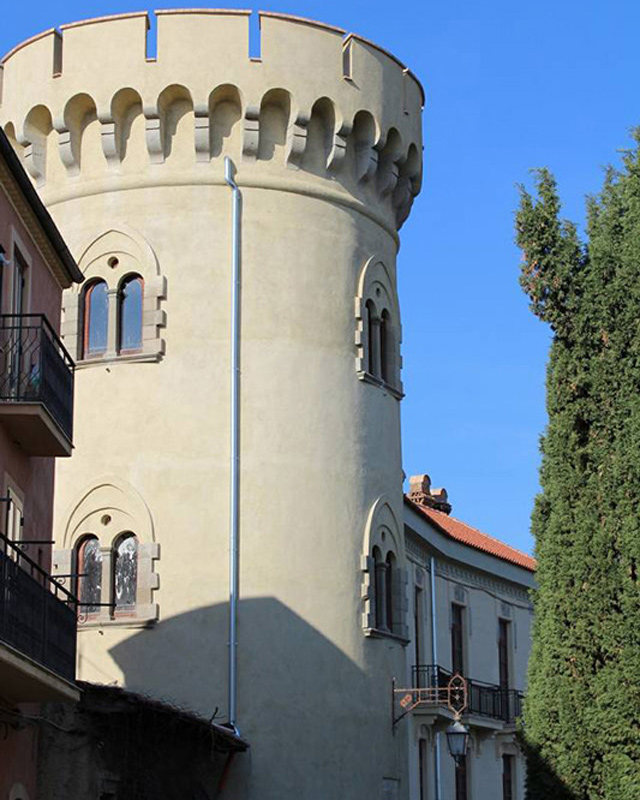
[0,10,423,232]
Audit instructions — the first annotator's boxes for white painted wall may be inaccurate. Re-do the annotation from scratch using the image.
[403,506,534,800]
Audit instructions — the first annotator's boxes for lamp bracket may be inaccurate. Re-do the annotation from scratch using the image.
[392,673,468,728]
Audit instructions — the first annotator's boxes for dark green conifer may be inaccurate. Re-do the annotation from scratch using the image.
[516,135,640,799]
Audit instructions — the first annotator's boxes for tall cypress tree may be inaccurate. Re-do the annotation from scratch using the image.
[516,135,640,800]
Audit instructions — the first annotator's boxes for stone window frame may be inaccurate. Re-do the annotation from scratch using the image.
[361,496,409,642]
[54,476,159,629]
[61,226,166,367]
[355,256,403,398]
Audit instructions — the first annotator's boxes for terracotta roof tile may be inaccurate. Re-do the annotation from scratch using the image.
[405,496,537,572]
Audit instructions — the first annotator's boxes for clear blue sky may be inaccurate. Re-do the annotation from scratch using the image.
[2,1,639,554]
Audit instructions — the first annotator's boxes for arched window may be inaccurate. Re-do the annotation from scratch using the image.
[83,281,108,357]
[76,535,102,613]
[373,546,388,631]
[113,533,138,610]
[356,258,402,395]
[385,551,396,632]
[118,275,143,353]
[380,310,391,384]
[362,498,408,640]
[366,299,378,377]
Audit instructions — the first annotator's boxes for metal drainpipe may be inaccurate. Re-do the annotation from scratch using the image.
[430,555,442,800]
[224,157,241,734]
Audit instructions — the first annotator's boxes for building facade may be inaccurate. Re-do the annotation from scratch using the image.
[0,11,534,800]
[402,476,535,800]
[0,125,82,800]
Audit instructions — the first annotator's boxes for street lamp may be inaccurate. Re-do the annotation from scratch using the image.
[393,671,471,765]
[445,717,470,765]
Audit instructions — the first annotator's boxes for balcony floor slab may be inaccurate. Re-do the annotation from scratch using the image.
[0,640,80,703]
[0,402,72,456]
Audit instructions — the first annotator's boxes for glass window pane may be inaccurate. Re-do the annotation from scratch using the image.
[119,277,143,352]
[114,534,138,608]
[79,537,102,613]
[85,282,108,356]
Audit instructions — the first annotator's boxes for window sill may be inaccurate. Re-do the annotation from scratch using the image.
[78,604,158,630]
[357,370,404,400]
[364,626,410,645]
[76,351,163,369]
[79,618,157,631]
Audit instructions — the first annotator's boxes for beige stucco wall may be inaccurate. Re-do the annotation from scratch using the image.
[1,11,423,799]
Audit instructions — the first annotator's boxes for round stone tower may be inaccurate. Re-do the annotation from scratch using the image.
[0,10,423,798]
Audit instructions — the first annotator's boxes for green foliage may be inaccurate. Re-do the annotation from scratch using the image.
[516,133,640,799]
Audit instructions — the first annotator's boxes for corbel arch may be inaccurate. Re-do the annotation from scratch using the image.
[257,88,291,162]
[208,84,243,159]
[19,104,53,186]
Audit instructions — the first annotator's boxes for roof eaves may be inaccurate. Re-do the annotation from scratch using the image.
[404,495,536,572]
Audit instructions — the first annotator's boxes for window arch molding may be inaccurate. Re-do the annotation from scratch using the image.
[361,495,408,640]
[61,225,166,365]
[355,256,403,397]
[54,475,159,627]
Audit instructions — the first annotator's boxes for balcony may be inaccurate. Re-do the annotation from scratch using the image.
[412,664,524,725]
[0,314,75,456]
[0,506,79,702]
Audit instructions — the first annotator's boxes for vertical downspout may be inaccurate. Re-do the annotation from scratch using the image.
[430,555,442,800]
[224,157,241,733]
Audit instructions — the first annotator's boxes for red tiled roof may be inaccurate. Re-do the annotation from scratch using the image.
[405,496,537,572]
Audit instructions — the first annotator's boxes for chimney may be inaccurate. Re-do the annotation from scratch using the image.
[408,474,452,515]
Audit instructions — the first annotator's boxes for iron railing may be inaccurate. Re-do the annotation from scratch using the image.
[0,314,75,441]
[412,664,524,723]
[0,497,78,683]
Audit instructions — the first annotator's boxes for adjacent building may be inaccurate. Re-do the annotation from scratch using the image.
[0,125,83,800]
[402,476,535,800]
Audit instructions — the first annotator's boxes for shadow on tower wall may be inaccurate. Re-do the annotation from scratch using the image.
[107,598,389,799]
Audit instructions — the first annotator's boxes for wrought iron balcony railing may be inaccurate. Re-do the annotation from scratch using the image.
[412,664,524,724]
[0,498,78,683]
[0,314,75,444]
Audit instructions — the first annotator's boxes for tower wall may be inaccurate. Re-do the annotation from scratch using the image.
[0,11,423,799]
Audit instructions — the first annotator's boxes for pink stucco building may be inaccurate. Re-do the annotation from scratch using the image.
[0,125,82,800]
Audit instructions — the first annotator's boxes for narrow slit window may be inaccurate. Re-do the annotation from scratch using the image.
[118,275,143,353]
[380,310,391,383]
[385,552,395,632]
[113,533,138,610]
[83,280,108,357]
[366,299,376,375]
[77,536,102,613]
[373,546,387,630]
[451,603,465,675]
